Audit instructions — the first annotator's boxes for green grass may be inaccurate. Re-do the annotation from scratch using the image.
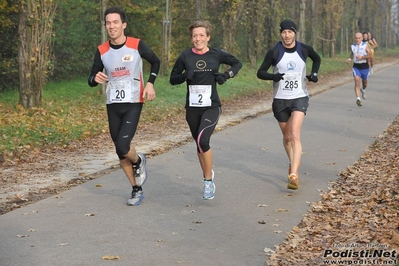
[0,81,108,159]
[1,47,398,160]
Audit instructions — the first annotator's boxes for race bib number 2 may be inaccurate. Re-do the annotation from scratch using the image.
[189,85,212,107]
[109,80,132,103]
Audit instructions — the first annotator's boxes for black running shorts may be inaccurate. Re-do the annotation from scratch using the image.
[272,96,309,122]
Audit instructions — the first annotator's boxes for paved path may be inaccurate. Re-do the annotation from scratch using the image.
[0,64,398,266]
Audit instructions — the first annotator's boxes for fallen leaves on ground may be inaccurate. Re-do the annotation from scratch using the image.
[267,117,399,265]
[102,255,120,261]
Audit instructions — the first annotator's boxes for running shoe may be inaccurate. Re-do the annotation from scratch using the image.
[287,174,299,190]
[127,189,144,206]
[356,99,362,107]
[133,153,147,186]
[203,170,215,200]
[361,89,366,100]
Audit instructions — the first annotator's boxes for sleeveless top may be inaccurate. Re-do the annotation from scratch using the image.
[98,37,145,104]
[273,42,308,99]
[350,42,368,64]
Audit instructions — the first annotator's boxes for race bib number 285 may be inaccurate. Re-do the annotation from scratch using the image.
[281,72,302,91]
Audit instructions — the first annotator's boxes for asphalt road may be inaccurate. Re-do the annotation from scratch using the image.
[0,63,398,266]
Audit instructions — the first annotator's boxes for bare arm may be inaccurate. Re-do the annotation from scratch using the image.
[370,38,378,49]
[364,45,372,59]
[346,51,354,64]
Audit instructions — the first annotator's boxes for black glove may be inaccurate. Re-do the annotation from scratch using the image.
[273,73,285,82]
[214,72,230,85]
[185,69,195,81]
[306,73,318,83]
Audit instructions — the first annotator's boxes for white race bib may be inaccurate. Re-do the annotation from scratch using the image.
[189,85,212,107]
[280,72,302,91]
[108,80,133,103]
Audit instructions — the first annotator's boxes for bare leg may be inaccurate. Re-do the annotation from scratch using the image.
[362,78,368,90]
[197,149,213,180]
[278,111,305,176]
[120,146,139,186]
[279,121,292,163]
[354,76,362,98]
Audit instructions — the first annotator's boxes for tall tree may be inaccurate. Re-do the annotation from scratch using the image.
[298,0,306,42]
[309,0,319,49]
[18,0,58,108]
[101,0,108,94]
[218,0,245,55]
[0,0,19,91]
[244,0,258,66]
[161,0,172,76]
[329,0,344,57]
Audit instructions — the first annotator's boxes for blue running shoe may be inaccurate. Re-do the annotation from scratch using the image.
[202,170,215,200]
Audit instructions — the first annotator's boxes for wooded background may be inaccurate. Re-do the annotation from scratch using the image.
[1,0,398,106]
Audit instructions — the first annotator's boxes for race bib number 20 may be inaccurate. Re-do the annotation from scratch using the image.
[109,80,132,103]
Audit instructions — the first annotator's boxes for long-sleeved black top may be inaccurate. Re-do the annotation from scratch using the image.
[170,47,242,109]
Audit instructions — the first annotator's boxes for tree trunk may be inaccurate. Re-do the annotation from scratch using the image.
[18,3,40,108]
[246,0,257,67]
[221,0,245,55]
[311,0,317,48]
[101,0,108,94]
[298,0,305,42]
[161,0,172,76]
[18,0,58,108]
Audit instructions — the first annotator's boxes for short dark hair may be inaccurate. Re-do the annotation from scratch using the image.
[104,6,127,24]
[188,20,212,36]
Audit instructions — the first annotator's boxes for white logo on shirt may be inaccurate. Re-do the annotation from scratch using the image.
[122,54,134,62]
[287,61,296,70]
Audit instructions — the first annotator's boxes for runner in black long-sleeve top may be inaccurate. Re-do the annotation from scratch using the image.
[170,20,242,200]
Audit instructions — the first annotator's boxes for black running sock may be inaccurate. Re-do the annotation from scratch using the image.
[132,185,142,192]
[133,156,142,166]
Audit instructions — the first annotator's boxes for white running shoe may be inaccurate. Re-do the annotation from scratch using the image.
[133,153,147,186]
[361,89,366,100]
[202,170,215,200]
[127,189,144,206]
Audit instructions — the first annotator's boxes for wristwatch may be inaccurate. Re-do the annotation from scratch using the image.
[228,71,234,78]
